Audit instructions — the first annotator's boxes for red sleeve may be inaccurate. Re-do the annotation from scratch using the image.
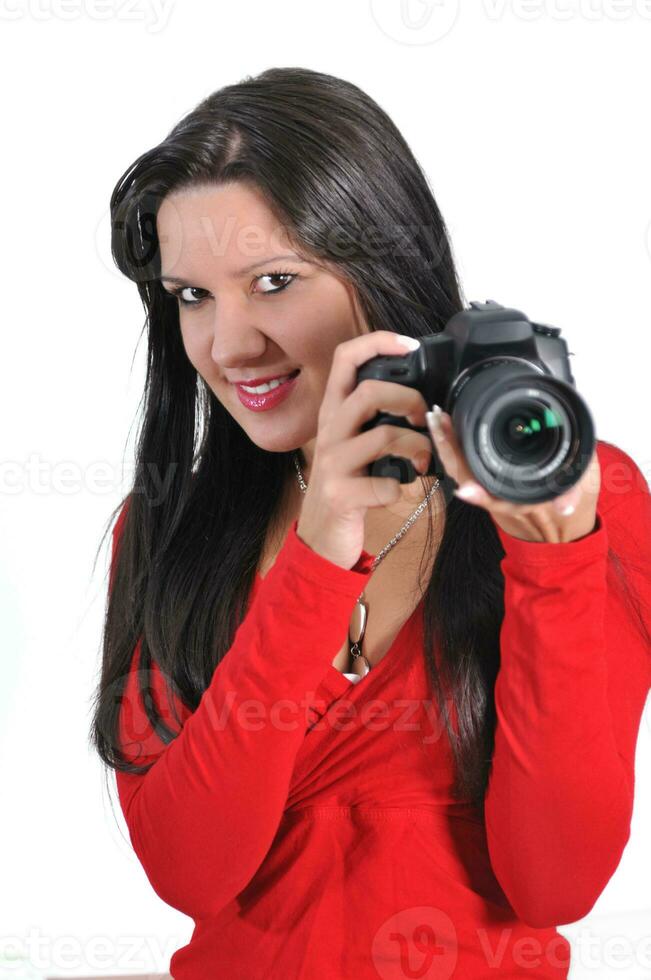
[483,441,651,928]
[110,507,375,921]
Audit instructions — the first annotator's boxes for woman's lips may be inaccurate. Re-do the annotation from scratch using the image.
[234,370,301,412]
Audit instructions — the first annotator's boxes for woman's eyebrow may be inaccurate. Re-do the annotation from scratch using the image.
[159,253,306,285]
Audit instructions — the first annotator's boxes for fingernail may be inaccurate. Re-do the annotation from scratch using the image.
[426,405,445,439]
[454,481,480,500]
[395,334,421,351]
[553,493,576,515]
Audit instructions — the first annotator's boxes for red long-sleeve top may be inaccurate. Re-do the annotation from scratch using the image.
[110,440,651,979]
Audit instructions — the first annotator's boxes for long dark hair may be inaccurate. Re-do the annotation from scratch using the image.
[90,66,649,811]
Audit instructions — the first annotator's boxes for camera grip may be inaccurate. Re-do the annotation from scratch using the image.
[361,411,447,485]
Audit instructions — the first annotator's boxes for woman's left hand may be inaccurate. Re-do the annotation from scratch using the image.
[425,405,601,544]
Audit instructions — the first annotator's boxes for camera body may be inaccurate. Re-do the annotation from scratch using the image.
[356,300,596,504]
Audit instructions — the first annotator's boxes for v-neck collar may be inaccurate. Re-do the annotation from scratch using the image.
[251,570,421,697]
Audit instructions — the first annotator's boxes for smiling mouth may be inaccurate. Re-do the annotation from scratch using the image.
[235,369,300,392]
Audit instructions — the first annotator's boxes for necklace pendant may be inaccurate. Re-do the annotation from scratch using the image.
[349,642,372,676]
[349,595,371,675]
[349,594,368,648]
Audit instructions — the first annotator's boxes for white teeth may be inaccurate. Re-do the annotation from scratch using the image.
[240,374,292,394]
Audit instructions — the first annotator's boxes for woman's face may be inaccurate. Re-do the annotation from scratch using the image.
[156,181,369,470]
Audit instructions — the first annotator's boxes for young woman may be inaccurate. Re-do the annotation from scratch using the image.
[91,67,651,978]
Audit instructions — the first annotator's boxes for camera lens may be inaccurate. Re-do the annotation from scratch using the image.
[493,399,563,465]
[449,355,595,504]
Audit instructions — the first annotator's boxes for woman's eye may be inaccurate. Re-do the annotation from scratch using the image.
[175,286,208,307]
[168,270,296,310]
[253,271,295,294]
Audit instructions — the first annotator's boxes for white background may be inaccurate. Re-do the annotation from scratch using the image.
[1,0,650,977]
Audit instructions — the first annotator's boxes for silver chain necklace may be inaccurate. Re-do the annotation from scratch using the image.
[291,451,440,677]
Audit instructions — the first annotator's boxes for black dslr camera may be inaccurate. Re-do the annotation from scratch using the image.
[356,300,596,504]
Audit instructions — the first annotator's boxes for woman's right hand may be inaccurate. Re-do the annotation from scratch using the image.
[295,331,434,571]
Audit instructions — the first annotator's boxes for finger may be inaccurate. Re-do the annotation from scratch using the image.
[425,406,475,487]
[428,409,527,514]
[319,331,420,428]
[552,485,582,516]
